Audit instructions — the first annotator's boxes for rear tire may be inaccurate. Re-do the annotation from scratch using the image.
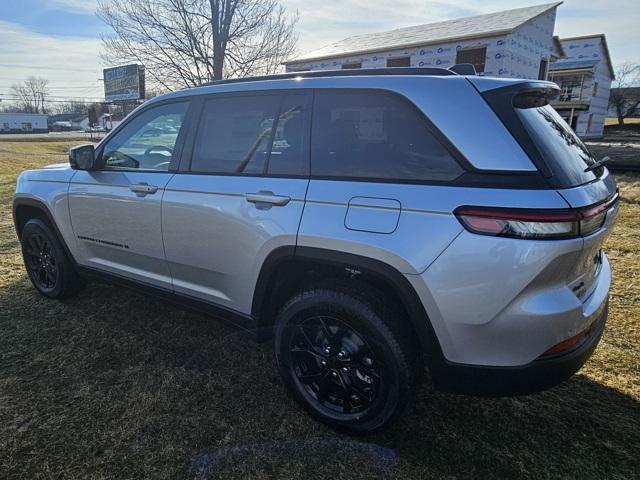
[20,218,83,299]
[274,285,420,433]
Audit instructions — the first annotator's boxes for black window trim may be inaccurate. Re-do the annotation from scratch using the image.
[182,89,313,178]
[94,98,195,174]
[154,86,550,189]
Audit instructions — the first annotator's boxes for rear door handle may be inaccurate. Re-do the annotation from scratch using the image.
[129,182,158,195]
[245,191,291,207]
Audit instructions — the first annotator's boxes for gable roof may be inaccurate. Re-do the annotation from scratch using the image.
[285,2,562,64]
[557,34,615,79]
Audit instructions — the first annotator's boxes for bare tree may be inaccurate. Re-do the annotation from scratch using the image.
[10,77,50,113]
[608,62,640,126]
[54,100,90,115]
[97,0,298,90]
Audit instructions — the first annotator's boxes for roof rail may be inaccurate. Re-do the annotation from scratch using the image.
[449,63,477,76]
[200,67,457,86]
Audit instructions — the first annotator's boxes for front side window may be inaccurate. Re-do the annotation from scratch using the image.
[101,102,189,171]
[191,93,309,176]
[311,90,463,182]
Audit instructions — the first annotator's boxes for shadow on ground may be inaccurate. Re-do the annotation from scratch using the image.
[1,278,638,480]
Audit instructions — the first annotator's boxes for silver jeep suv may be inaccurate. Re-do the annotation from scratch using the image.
[13,68,618,433]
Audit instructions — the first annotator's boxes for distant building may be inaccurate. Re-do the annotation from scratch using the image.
[284,3,565,80]
[548,34,615,138]
[48,114,90,132]
[0,113,48,134]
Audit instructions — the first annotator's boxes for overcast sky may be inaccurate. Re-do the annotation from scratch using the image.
[0,0,638,102]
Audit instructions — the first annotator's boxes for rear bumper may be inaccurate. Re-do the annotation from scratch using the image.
[430,299,608,396]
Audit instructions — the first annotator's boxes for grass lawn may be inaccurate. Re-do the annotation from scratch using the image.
[605,117,640,126]
[1,141,639,479]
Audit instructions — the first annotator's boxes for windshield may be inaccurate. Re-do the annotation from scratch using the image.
[516,105,601,186]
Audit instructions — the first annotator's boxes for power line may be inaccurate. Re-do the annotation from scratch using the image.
[0,97,105,104]
[0,63,101,73]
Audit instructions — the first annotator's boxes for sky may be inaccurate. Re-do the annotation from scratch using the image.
[0,0,638,103]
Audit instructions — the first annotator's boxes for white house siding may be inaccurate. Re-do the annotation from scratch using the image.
[286,12,556,82]
[502,8,556,79]
[0,113,48,133]
[285,34,509,75]
[560,38,613,138]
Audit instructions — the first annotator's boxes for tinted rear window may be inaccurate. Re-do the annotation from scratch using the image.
[311,90,463,182]
[516,105,600,186]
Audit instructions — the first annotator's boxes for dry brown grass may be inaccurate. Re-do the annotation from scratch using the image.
[605,117,640,126]
[0,141,638,479]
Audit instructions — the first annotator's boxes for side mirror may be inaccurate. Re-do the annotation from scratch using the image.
[69,144,96,170]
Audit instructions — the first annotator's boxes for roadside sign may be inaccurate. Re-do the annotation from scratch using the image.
[103,64,145,101]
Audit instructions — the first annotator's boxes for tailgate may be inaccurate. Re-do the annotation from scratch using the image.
[558,171,619,300]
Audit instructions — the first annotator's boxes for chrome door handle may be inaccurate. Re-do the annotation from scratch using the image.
[245,191,291,207]
[129,183,158,195]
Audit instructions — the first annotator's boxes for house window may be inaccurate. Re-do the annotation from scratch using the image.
[2,122,9,131]
[538,58,548,80]
[386,57,411,68]
[455,47,486,73]
[21,122,33,131]
[593,82,599,97]
[587,114,594,132]
[342,62,362,70]
[556,76,585,102]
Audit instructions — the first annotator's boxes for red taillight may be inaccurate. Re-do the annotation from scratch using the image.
[454,194,618,240]
[542,322,595,357]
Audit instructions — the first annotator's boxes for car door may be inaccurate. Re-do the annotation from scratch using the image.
[162,91,311,315]
[68,100,192,289]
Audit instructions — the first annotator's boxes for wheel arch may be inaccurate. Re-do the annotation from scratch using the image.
[13,197,77,265]
[252,246,444,363]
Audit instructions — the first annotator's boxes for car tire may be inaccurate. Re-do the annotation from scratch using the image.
[274,285,421,433]
[20,218,84,299]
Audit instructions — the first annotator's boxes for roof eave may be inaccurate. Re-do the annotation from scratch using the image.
[283,29,513,65]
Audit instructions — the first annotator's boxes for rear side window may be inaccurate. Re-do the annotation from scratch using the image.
[191,93,310,176]
[311,90,462,182]
[516,105,600,186]
[191,95,279,174]
[268,94,311,176]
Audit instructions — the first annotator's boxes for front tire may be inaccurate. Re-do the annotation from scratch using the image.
[20,218,83,299]
[274,286,420,433]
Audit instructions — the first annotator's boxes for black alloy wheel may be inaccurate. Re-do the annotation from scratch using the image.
[288,315,381,416]
[23,231,58,292]
[20,218,84,299]
[275,286,420,433]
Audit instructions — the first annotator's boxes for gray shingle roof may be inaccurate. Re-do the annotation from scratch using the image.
[286,2,562,64]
